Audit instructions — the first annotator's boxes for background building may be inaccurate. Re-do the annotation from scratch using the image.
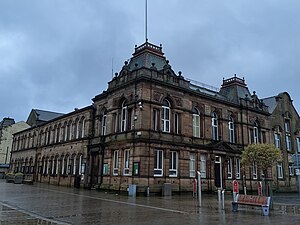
[0,118,30,173]
[263,92,300,191]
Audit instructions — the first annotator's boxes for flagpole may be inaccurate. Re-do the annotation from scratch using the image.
[145,0,148,42]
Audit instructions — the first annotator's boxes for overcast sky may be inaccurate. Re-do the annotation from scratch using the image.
[1,0,300,122]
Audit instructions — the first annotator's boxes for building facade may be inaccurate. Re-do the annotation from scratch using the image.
[263,92,300,191]
[11,41,295,194]
[0,118,30,173]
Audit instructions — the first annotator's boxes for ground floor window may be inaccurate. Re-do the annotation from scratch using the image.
[235,158,240,179]
[277,162,283,179]
[154,149,163,176]
[289,164,294,176]
[113,150,119,175]
[200,154,206,178]
[124,150,130,175]
[169,151,178,177]
[190,153,196,178]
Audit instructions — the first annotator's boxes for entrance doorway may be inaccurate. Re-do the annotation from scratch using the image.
[214,156,223,189]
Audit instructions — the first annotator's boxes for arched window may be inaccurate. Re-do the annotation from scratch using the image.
[73,155,77,175]
[229,116,235,143]
[64,123,68,141]
[121,100,128,132]
[212,112,218,141]
[81,119,85,138]
[254,122,259,144]
[69,121,74,140]
[161,99,170,132]
[61,155,65,175]
[75,119,80,139]
[193,107,200,138]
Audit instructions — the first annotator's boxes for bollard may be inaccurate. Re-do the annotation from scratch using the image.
[218,188,221,202]
[197,171,202,207]
[221,190,225,210]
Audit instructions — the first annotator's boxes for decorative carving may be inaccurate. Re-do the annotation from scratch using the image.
[153,91,162,102]
[174,97,182,107]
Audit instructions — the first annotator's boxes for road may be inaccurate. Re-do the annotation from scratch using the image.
[0,180,299,224]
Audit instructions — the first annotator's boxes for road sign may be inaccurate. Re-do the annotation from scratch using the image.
[233,180,239,193]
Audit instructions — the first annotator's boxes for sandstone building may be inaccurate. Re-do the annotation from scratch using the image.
[10,41,298,194]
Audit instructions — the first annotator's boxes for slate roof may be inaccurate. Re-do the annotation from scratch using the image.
[26,109,64,126]
[0,118,15,128]
[262,96,278,113]
[127,42,167,71]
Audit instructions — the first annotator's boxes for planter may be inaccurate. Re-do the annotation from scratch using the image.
[5,173,15,183]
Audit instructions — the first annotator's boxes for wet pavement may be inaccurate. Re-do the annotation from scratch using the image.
[0,180,299,225]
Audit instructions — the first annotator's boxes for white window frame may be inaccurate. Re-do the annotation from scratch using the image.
[277,162,283,179]
[286,134,291,151]
[73,156,77,175]
[211,112,218,141]
[229,116,235,143]
[123,150,130,176]
[189,153,196,178]
[274,133,281,149]
[254,123,259,144]
[289,164,294,176]
[55,157,59,175]
[297,137,300,153]
[51,157,55,175]
[121,101,127,132]
[64,125,68,141]
[253,161,258,180]
[200,154,206,178]
[113,150,119,175]
[161,100,170,133]
[235,158,240,179]
[227,158,232,179]
[76,121,80,139]
[169,151,178,177]
[79,155,83,175]
[81,120,85,138]
[154,149,163,177]
[43,158,47,174]
[61,156,65,175]
[66,156,71,175]
[193,108,200,138]
[101,114,107,135]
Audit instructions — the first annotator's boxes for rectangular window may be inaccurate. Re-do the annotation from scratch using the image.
[174,113,179,134]
[285,120,290,132]
[153,109,159,131]
[229,123,235,143]
[286,135,291,151]
[113,113,118,133]
[193,114,200,138]
[289,164,294,176]
[297,137,300,153]
[227,158,232,179]
[190,153,196,178]
[235,158,240,179]
[169,151,178,177]
[103,163,109,175]
[277,162,283,179]
[253,161,257,180]
[261,131,266,143]
[161,107,170,132]
[249,128,254,144]
[124,150,130,175]
[254,127,259,144]
[121,106,127,132]
[275,133,281,148]
[113,150,119,175]
[101,115,107,135]
[154,149,163,176]
[200,154,206,178]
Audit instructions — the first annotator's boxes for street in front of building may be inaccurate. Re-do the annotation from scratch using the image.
[0,180,299,225]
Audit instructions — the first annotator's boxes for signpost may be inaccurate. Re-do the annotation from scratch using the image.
[233,180,239,201]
